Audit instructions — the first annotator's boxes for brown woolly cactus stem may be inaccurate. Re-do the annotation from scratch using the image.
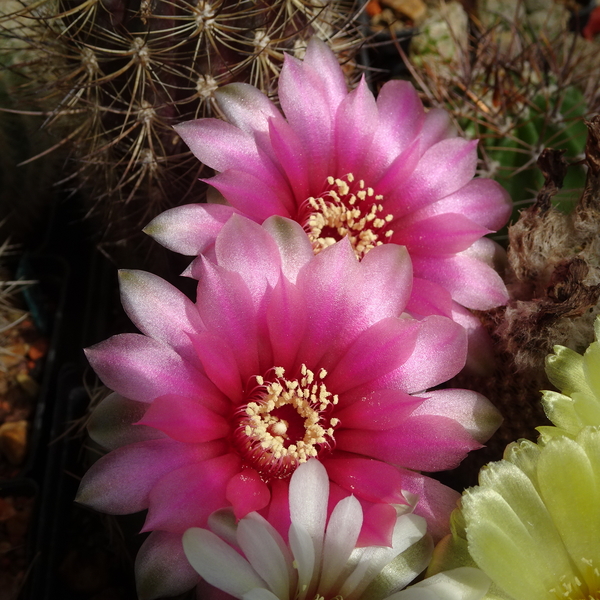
[447,118,600,485]
[0,0,364,263]
[496,123,600,369]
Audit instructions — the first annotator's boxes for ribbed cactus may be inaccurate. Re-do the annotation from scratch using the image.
[405,0,600,478]
[447,123,600,485]
[409,0,598,217]
[0,0,364,255]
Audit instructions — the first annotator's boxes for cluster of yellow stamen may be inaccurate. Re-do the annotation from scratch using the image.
[233,365,339,480]
[304,174,394,259]
[549,559,600,600]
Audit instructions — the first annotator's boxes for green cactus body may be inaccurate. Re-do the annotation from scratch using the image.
[466,86,589,217]
[409,0,598,222]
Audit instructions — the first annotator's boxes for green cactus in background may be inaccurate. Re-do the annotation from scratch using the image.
[409,0,598,220]
[0,0,364,258]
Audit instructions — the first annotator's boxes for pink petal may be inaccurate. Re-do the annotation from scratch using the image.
[394,213,491,255]
[262,216,314,283]
[264,479,291,542]
[357,502,398,547]
[371,80,425,174]
[279,54,335,194]
[295,238,363,367]
[335,76,378,176]
[412,388,502,444]
[397,138,479,216]
[88,393,164,450]
[418,108,455,151]
[451,303,495,376]
[407,177,511,231]
[323,456,407,505]
[326,317,421,394]
[396,470,461,542]
[359,243,414,322]
[296,240,413,371]
[226,469,271,519]
[336,414,481,471]
[266,275,307,374]
[267,116,311,204]
[119,270,205,368]
[462,235,506,262]
[216,215,282,303]
[215,82,282,136]
[302,38,348,110]
[373,139,422,198]
[145,453,241,533]
[85,334,222,406]
[192,331,244,402]
[138,394,230,443]
[215,84,293,191]
[205,170,292,220]
[194,259,260,381]
[135,531,199,600]
[382,315,467,393]
[143,203,235,256]
[411,252,509,310]
[175,119,286,194]
[405,277,453,319]
[334,389,423,430]
[76,439,225,514]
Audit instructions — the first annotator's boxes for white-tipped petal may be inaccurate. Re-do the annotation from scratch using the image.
[183,528,265,599]
[387,567,490,600]
[319,495,364,596]
[238,514,293,600]
[289,460,329,562]
[208,508,240,549]
[340,514,428,600]
[243,588,282,600]
[289,523,316,600]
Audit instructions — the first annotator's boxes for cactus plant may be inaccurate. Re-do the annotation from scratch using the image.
[447,121,600,482]
[0,0,364,259]
[409,0,598,217]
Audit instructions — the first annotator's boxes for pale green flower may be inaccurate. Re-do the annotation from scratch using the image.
[430,427,600,600]
[540,316,600,442]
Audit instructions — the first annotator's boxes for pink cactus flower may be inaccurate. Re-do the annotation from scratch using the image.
[77,215,501,598]
[145,38,511,372]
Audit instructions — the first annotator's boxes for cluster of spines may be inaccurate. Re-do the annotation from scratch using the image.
[0,0,364,252]
[408,1,597,216]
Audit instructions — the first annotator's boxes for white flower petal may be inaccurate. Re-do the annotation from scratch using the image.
[387,567,491,600]
[320,495,363,596]
[340,514,428,600]
[361,533,434,600]
[246,512,296,583]
[289,523,316,600]
[237,514,293,600]
[243,588,282,600]
[289,460,329,565]
[208,508,240,549]
[182,528,265,599]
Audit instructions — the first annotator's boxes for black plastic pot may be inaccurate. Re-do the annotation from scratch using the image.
[9,254,69,482]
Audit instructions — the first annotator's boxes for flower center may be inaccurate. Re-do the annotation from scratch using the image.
[232,365,339,481]
[549,559,600,600]
[301,173,394,259]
